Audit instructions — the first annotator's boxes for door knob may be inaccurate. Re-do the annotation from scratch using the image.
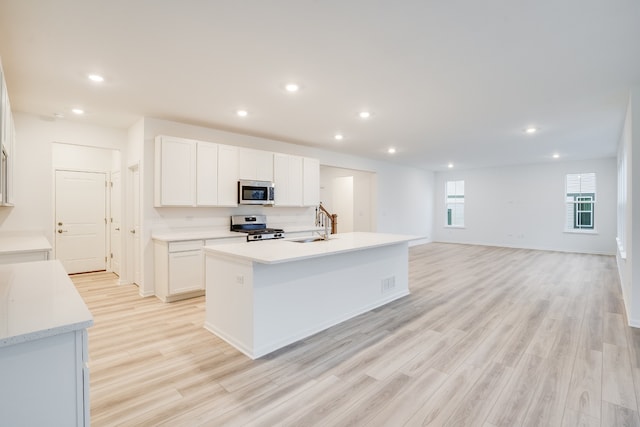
[57,229,68,233]
[58,222,63,226]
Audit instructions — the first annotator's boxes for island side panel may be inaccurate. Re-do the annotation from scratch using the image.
[251,242,409,358]
[204,254,255,357]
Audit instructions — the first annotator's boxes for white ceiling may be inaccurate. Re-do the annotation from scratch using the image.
[1,0,639,171]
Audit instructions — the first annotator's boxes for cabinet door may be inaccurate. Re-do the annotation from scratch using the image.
[168,250,204,293]
[273,153,290,206]
[196,142,218,206]
[155,136,196,206]
[255,150,274,181]
[289,155,303,206]
[217,144,239,206]
[239,148,273,181]
[303,157,320,206]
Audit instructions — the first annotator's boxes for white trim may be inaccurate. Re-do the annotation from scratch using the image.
[444,225,466,229]
[563,229,598,235]
[616,237,627,259]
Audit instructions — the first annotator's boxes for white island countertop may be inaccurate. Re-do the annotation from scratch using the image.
[203,232,423,264]
[0,260,93,347]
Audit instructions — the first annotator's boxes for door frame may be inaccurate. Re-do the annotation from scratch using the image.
[53,168,111,273]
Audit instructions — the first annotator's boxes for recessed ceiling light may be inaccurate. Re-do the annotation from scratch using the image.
[553,153,560,159]
[334,134,343,141]
[448,163,454,168]
[88,74,104,83]
[236,110,248,117]
[359,111,371,119]
[524,127,537,134]
[387,147,396,154]
[285,83,299,92]
[72,108,84,115]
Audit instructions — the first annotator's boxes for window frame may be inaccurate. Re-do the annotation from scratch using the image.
[445,180,465,228]
[564,173,597,234]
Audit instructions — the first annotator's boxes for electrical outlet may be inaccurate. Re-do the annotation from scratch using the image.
[381,276,396,293]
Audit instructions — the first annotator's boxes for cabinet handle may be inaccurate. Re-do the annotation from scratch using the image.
[57,229,68,233]
[115,227,120,231]
[130,229,136,234]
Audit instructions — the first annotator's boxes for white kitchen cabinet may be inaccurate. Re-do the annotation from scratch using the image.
[154,136,197,207]
[154,235,245,302]
[303,157,320,206]
[154,239,204,302]
[274,153,303,206]
[239,147,274,181]
[217,144,239,206]
[196,141,219,206]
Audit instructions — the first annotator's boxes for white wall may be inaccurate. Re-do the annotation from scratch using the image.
[0,113,127,246]
[617,88,640,326]
[137,117,434,296]
[433,158,617,255]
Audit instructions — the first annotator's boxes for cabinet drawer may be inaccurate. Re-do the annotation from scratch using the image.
[168,240,204,252]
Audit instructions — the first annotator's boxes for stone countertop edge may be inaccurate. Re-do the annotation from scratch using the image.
[202,232,424,265]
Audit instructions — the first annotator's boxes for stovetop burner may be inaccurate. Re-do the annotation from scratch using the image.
[230,215,285,241]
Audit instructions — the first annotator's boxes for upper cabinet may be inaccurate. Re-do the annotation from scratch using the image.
[216,144,239,207]
[274,155,319,207]
[273,153,303,206]
[238,148,273,181]
[155,136,239,207]
[196,141,218,206]
[154,136,197,207]
[154,135,317,209]
[303,157,320,206]
[0,59,16,206]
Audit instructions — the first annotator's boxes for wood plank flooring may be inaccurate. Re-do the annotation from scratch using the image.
[71,243,640,426]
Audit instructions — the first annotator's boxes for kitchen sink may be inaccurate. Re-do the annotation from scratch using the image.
[291,237,329,243]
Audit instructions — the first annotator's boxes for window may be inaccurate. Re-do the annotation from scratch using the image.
[565,173,595,231]
[446,180,464,227]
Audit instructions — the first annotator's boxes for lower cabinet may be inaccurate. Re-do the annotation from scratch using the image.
[0,329,89,426]
[154,236,245,302]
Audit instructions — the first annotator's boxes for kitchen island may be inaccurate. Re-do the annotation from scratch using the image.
[203,232,419,359]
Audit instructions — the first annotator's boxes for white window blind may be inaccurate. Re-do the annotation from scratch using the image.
[565,173,596,230]
[446,180,464,227]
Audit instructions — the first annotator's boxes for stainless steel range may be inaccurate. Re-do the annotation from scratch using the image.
[230,215,285,241]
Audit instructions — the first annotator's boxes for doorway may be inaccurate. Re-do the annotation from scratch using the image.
[55,170,107,274]
[320,166,376,232]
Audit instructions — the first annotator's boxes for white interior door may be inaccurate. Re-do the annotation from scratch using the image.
[110,170,121,276]
[332,176,354,233]
[55,170,107,274]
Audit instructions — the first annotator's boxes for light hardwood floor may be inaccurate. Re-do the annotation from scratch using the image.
[72,243,640,426]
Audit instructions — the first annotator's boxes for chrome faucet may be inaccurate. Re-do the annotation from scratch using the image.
[315,210,330,240]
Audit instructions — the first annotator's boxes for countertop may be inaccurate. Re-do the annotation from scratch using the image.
[152,229,245,242]
[203,232,422,264]
[0,260,93,347]
[0,231,52,255]
[151,225,324,242]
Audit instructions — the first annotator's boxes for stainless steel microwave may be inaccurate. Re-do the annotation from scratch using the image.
[238,180,275,205]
